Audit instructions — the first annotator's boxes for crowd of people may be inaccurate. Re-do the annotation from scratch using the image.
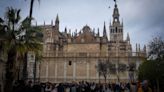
[13,80,153,92]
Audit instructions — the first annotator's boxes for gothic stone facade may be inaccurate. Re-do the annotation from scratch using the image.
[38,3,146,83]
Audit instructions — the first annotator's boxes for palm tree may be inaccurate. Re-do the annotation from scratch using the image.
[0,18,5,53]
[0,17,7,64]
[0,7,21,92]
[0,7,42,92]
[21,17,43,81]
[25,0,40,24]
[23,0,41,81]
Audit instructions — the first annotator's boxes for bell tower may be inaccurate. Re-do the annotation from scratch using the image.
[110,1,123,41]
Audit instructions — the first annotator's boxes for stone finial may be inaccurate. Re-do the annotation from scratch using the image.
[74,29,77,36]
[139,44,140,52]
[110,20,111,26]
[136,43,138,52]
[93,28,95,36]
[143,45,146,53]
[51,20,53,26]
[69,29,71,34]
[103,21,107,37]
[55,14,59,24]
[97,28,100,37]
[121,18,123,26]
[44,21,45,26]
[64,27,67,33]
[126,33,130,41]
[35,22,37,26]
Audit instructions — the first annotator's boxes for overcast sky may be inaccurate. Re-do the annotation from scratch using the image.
[0,0,164,51]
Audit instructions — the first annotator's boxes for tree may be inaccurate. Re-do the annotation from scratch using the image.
[138,37,164,92]
[127,63,136,82]
[0,7,42,92]
[96,60,112,83]
[148,37,164,92]
[0,18,6,59]
[1,8,21,92]
[148,37,164,60]
[21,17,43,81]
[24,0,41,80]
[138,60,164,92]
[96,60,126,83]
[25,0,40,24]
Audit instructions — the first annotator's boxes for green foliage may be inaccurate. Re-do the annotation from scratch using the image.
[148,37,164,60]
[0,7,43,92]
[138,36,164,91]
[138,60,164,90]
[138,60,157,80]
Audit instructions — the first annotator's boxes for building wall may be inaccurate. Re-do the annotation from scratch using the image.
[38,3,146,83]
[65,43,100,52]
[39,55,144,83]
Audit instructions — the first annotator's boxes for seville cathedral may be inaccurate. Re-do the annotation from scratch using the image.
[27,3,146,83]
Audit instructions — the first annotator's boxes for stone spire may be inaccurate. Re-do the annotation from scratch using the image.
[112,1,120,24]
[35,22,37,26]
[136,43,138,52]
[51,20,53,26]
[110,20,112,26]
[97,28,100,37]
[143,45,147,53]
[64,27,67,33]
[103,21,107,38]
[55,14,59,30]
[126,33,130,41]
[93,28,95,36]
[139,44,141,52]
[44,21,45,26]
[121,18,123,26]
[55,14,59,24]
[69,29,71,34]
[74,29,77,37]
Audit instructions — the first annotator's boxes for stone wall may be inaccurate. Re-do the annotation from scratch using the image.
[65,43,100,52]
[39,56,143,83]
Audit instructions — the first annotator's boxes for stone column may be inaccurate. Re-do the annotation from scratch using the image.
[64,61,67,82]
[55,62,57,82]
[96,61,99,82]
[86,61,90,80]
[116,63,119,83]
[46,61,49,82]
[73,62,76,81]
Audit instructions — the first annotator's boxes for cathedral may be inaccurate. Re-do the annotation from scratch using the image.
[33,2,146,83]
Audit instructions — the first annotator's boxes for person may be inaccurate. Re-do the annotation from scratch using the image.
[45,83,52,92]
[25,80,33,92]
[142,80,152,92]
[130,81,137,92]
[70,84,76,92]
[137,81,143,92]
[51,83,58,92]
[33,84,41,92]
